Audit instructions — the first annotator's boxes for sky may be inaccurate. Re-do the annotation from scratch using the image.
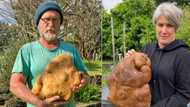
[102,0,123,10]
[0,0,122,24]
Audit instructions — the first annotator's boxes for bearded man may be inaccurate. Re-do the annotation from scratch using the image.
[9,1,87,107]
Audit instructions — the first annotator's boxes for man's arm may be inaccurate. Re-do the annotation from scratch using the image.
[9,73,63,107]
[10,73,45,106]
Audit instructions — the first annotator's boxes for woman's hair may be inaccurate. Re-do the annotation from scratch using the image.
[152,2,182,30]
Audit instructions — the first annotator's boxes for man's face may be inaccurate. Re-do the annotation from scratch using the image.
[155,15,176,48]
[38,10,61,43]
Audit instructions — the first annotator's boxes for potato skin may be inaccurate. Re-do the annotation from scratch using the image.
[107,52,151,107]
[32,54,81,101]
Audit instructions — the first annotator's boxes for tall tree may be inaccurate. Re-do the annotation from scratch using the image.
[155,0,190,6]
[58,0,102,59]
[102,0,156,59]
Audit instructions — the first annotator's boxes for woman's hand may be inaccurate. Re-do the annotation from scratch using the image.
[125,49,136,58]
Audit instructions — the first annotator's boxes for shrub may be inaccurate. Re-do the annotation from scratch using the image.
[75,84,101,102]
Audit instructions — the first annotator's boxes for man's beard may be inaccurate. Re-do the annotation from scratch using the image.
[43,32,57,43]
[37,25,59,43]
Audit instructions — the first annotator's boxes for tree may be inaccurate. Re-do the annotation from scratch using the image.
[102,0,156,59]
[176,5,190,45]
[155,0,190,6]
[58,0,102,59]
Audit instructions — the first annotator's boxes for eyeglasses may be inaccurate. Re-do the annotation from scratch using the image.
[40,17,60,24]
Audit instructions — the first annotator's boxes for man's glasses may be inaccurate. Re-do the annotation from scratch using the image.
[40,17,60,24]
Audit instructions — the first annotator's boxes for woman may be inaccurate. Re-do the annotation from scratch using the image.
[128,2,190,107]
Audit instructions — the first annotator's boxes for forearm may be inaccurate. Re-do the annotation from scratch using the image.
[9,73,44,107]
[10,81,43,106]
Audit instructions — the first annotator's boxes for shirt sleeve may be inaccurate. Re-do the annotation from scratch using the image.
[12,45,30,80]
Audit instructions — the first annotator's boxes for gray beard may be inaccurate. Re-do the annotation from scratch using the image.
[43,32,57,43]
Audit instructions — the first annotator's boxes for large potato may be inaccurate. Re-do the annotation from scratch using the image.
[32,54,81,101]
[107,52,151,107]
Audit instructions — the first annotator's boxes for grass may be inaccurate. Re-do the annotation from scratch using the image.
[83,60,102,76]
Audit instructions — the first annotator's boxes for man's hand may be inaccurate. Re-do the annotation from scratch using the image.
[38,96,65,107]
[72,72,88,92]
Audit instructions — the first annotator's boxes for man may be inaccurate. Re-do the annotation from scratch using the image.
[9,1,87,107]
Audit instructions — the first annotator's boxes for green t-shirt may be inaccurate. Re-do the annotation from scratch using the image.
[12,40,87,107]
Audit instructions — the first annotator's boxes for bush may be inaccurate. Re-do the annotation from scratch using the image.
[84,60,102,75]
[75,60,101,102]
[75,84,101,102]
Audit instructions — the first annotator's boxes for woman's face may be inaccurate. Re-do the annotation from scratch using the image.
[155,16,176,48]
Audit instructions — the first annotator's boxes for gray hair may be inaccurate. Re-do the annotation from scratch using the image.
[152,2,182,30]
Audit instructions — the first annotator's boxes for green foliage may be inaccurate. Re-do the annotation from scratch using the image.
[84,60,102,75]
[0,24,34,107]
[111,0,155,21]
[102,0,156,59]
[176,5,190,46]
[155,0,190,6]
[102,11,113,58]
[74,60,101,102]
[75,84,101,102]
[0,25,34,87]
[128,15,156,50]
